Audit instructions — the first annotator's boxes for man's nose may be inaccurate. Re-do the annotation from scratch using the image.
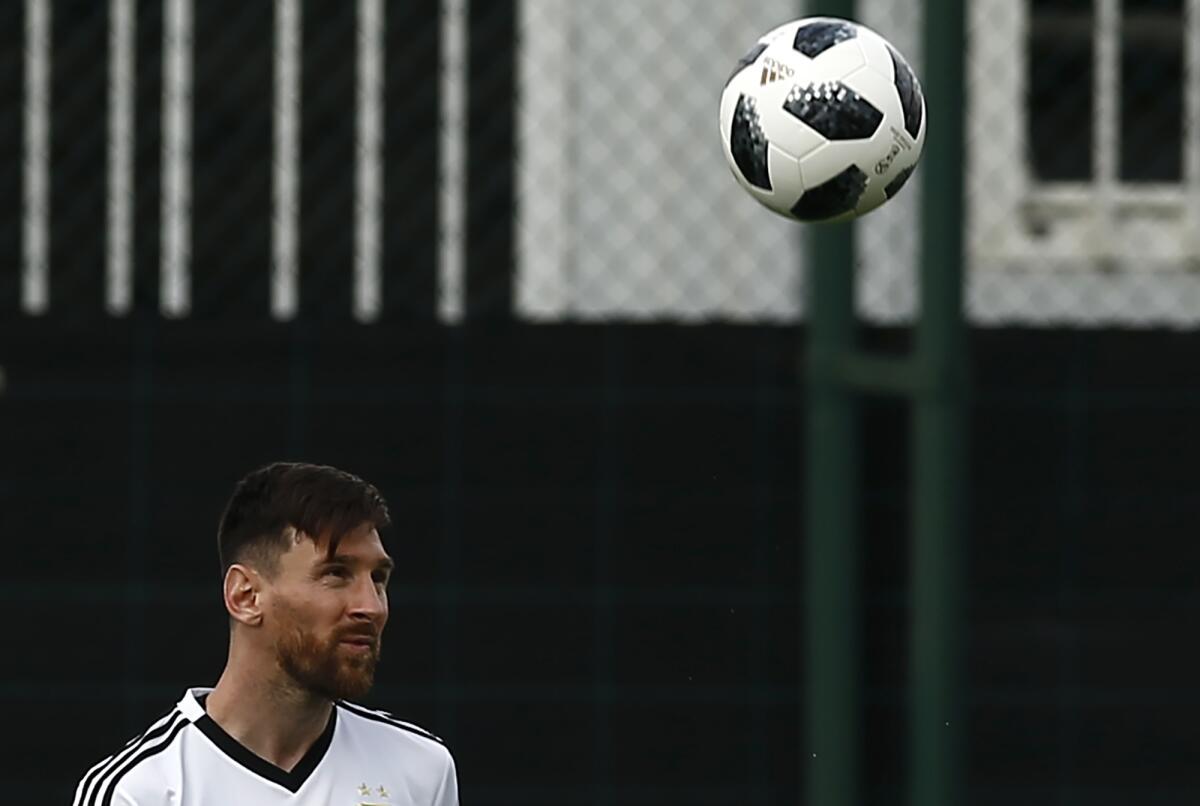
[348,575,387,620]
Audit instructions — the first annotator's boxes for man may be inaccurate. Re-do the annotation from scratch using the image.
[73,462,458,806]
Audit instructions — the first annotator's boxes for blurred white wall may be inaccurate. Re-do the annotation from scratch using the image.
[515,0,1200,327]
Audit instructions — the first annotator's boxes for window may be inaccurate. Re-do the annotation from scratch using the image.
[1118,0,1185,182]
[1028,0,1095,181]
[1028,0,1185,184]
[969,0,1200,269]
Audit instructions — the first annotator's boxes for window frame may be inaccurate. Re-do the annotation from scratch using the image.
[968,0,1200,270]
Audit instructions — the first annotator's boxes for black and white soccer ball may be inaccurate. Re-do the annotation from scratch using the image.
[719,17,926,223]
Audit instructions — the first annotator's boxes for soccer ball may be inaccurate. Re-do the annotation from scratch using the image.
[719,17,926,223]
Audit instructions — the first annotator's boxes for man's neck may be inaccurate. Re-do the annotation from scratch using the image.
[204,666,333,773]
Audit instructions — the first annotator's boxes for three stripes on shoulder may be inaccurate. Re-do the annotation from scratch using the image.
[74,708,187,806]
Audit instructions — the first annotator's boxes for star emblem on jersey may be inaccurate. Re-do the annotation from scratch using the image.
[355,782,391,805]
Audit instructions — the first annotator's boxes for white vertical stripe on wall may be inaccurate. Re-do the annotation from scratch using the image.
[23,0,50,315]
[439,0,467,323]
[161,0,193,317]
[272,0,301,320]
[108,0,136,315]
[354,0,384,322]
[514,0,569,318]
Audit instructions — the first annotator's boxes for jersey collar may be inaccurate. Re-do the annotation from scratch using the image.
[180,687,338,794]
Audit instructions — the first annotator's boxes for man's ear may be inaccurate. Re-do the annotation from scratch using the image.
[224,564,265,627]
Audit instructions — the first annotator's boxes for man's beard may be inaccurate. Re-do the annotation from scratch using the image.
[275,622,381,701]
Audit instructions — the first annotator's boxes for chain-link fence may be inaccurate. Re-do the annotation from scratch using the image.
[517,0,1199,325]
[5,2,1200,805]
[3,0,1194,325]
[515,0,807,320]
[967,0,1200,325]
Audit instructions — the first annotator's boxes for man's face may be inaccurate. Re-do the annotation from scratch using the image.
[263,522,393,701]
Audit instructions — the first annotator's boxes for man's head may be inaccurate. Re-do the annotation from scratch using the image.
[217,462,394,701]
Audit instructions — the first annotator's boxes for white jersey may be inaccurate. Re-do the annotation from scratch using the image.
[72,688,458,806]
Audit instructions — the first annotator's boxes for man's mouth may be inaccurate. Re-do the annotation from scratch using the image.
[339,635,377,648]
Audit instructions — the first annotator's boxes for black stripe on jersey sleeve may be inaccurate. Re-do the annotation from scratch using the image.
[336,701,444,745]
[74,709,182,806]
[89,713,189,806]
[127,705,183,748]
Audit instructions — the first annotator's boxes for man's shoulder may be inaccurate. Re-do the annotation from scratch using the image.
[335,702,458,805]
[71,706,191,806]
[335,700,452,757]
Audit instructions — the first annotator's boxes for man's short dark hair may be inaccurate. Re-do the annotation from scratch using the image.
[217,462,391,578]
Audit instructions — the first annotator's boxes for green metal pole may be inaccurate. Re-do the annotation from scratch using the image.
[911,0,968,804]
[805,222,859,806]
[804,6,859,802]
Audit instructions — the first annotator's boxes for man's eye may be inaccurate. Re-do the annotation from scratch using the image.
[324,567,350,579]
